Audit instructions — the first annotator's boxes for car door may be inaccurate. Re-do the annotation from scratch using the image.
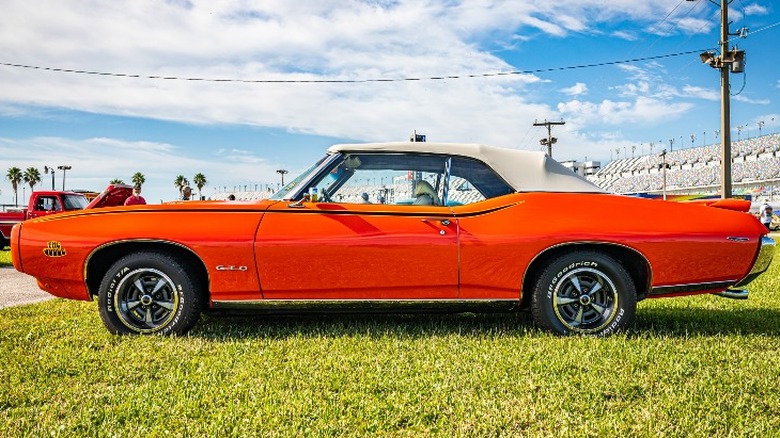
[254,201,458,300]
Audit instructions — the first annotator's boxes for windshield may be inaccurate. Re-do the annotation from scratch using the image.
[62,194,88,210]
[270,154,333,200]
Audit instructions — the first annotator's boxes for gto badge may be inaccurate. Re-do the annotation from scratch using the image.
[43,241,67,257]
[216,265,248,271]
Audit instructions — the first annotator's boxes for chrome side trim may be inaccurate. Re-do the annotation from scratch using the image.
[208,299,520,314]
[649,280,738,296]
[734,236,775,287]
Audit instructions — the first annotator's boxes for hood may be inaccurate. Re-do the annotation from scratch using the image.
[86,184,134,209]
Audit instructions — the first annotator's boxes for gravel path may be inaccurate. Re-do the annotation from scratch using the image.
[0,266,53,309]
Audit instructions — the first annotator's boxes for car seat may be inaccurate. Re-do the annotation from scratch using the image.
[413,180,440,205]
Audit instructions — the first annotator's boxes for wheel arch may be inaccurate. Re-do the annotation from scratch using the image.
[85,240,209,303]
[520,242,652,309]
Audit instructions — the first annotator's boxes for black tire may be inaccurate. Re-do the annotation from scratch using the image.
[98,251,203,335]
[531,251,636,336]
[0,236,6,251]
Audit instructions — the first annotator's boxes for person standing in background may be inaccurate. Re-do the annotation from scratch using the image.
[124,185,147,206]
[759,203,773,230]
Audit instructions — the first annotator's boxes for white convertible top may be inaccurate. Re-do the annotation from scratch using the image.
[328,141,605,193]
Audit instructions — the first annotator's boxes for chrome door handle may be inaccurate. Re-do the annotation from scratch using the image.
[441,219,451,226]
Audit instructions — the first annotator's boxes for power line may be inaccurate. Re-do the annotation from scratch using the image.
[0,50,707,85]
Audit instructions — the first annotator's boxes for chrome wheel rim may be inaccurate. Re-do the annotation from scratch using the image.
[552,267,619,333]
[114,268,179,333]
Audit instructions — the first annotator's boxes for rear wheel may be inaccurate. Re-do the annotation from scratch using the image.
[98,251,203,335]
[0,236,6,251]
[531,251,636,336]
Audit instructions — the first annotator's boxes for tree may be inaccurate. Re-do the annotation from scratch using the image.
[23,167,41,193]
[174,175,189,196]
[110,178,125,184]
[6,167,22,205]
[193,173,207,200]
[132,172,145,188]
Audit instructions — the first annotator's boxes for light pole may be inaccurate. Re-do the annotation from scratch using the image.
[43,166,55,190]
[276,169,288,187]
[659,150,670,201]
[57,165,71,191]
[691,0,746,198]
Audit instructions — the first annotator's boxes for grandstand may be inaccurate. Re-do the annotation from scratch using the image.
[587,133,780,201]
[211,186,277,201]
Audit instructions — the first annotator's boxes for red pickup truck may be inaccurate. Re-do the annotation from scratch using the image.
[0,184,132,250]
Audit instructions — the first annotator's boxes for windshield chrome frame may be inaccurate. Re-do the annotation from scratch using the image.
[273,152,343,201]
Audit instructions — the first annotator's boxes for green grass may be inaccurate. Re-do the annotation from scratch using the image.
[3,255,780,436]
[0,248,11,267]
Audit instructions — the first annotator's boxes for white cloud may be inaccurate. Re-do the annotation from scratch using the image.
[733,95,771,105]
[681,85,719,101]
[0,0,772,172]
[674,17,712,35]
[612,30,639,41]
[557,96,693,125]
[561,82,588,96]
[744,4,768,15]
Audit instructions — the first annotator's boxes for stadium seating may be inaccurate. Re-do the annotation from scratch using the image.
[589,133,780,195]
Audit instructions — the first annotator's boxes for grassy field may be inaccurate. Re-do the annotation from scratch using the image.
[2,249,780,436]
[0,248,11,267]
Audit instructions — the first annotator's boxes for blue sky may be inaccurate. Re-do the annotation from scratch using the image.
[1,0,778,204]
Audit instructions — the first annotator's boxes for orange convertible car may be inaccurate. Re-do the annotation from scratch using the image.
[10,142,776,336]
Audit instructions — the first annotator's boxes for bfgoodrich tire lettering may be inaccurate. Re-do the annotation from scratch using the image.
[531,251,636,336]
[98,251,203,335]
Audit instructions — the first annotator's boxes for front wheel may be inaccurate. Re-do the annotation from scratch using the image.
[531,251,636,336]
[98,251,203,335]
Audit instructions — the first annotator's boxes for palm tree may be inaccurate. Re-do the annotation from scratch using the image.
[6,167,23,205]
[23,167,41,193]
[193,173,207,200]
[132,172,145,188]
[110,178,125,184]
[174,175,189,196]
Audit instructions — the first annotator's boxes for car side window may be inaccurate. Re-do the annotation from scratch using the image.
[305,153,514,206]
[309,153,449,206]
[36,196,60,211]
[446,157,514,205]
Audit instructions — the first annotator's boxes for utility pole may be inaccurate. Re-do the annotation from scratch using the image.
[692,0,747,198]
[533,119,565,158]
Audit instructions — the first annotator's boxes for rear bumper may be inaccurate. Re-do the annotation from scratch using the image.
[734,235,775,287]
